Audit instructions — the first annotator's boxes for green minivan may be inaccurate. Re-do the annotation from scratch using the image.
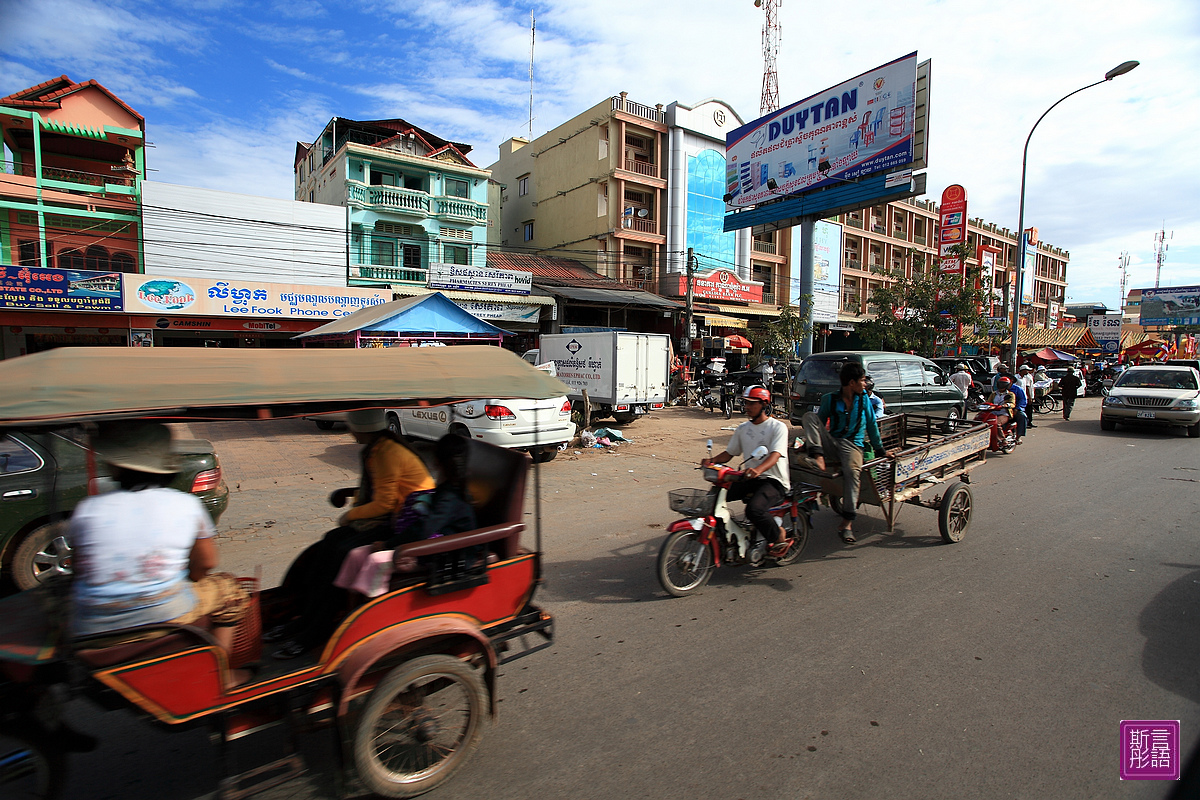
[789,351,966,431]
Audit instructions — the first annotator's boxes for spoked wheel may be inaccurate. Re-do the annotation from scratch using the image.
[772,511,810,566]
[723,397,734,419]
[0,727,66,800]
[657,530,715,597]
[353,655,488,798]
[1000,430,1017,454]
[938,482,973,543]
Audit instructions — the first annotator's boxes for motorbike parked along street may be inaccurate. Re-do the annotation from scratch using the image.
[657,443,820,597]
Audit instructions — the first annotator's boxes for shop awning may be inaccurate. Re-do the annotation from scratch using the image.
[540,285,681,309]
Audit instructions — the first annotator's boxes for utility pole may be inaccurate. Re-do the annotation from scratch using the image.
[1153,225,1172,288]
[1118,250,1130,314]
[683,248,696,361]
[755,0,781,115]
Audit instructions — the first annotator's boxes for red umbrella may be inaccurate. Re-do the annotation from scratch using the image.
[725,335,753,349]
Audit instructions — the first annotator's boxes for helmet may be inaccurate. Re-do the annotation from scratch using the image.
[998,376,1012,388]
[742,385,771,404]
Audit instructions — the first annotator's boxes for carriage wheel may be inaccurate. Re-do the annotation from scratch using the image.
[0,726,66,799]
[353,655,489,798]
[938,482,972,543]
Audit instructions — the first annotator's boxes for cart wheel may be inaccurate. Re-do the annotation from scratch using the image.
[0,726,67,799]
[938,482,972,543]
[353,654,488,798]
[772,512,810,566]
[657,530,715,597]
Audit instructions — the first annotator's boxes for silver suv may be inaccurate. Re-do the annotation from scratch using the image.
[1100,365,1200,437]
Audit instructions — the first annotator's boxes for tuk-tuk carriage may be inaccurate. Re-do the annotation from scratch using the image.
[0,346,567,799]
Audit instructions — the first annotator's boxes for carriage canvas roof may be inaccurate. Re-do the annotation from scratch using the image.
[0,346,570,425]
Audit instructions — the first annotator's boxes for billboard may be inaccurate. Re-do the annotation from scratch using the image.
[1138,285,1200,326]
[0,265,124,312]
[1088,314,1121,352]
[792,220,843,314]
[938,185,968,275]
[725,53,918,208]
[427,263,531,295]
[123,275,391,319]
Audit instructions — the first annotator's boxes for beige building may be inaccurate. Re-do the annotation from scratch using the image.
[490,94,668,292]
[833,197,1069,329]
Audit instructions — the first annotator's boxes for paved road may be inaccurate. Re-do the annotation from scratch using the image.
[56,401,1198,799]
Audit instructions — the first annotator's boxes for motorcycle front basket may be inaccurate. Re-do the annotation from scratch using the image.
[668,488,716,517]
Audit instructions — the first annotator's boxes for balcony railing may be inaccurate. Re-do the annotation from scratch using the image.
[842,292,862,313]
[2,159,134,188]
[871,224,885,234]
[348,182,430,214]
[621,277,657,293]
[752,239,777,255]
[846,259,862,271]
[349,264,428,284]
[435,197,487,222]
[622,159,659,178]
[611,95,665,124]
[913,234,927,245]
[624,217,658,234]
[762,289,776,305]
[845,217,864,229]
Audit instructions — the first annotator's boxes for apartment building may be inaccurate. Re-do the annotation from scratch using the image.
[835,198,1069,329]
[296,117,490,290]
[490,94,668,292]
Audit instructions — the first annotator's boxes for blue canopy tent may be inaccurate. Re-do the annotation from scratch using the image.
[295,292,510,347]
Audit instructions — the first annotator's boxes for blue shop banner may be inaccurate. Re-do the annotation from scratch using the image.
[0,265,124,311]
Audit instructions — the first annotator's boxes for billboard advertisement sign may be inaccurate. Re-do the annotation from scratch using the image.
[1137,285,1200,326]
[812,289,839,324]
[938,185,968,275]
[725,52,918,208]
[1088,314,1121,352]
[0,265,124,312]
[665,269,763,303]
[812,220,843,293]
[123,275,391,319]
[427,263,531,295]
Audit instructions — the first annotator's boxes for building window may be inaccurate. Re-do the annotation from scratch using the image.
[403,243,422,271]
[444,178,469,199]
[111,252,135,272]
[58,249,84,270]
[309,190,315,203]
[372,238,396,267]
[443,244,469,265]
[523,222,534,241]
[370,171,397,187]
[625,133,649,150]
[85,246,109,271]
[18,240,40,266]
[518,174,529,196]
[686,149,736,270]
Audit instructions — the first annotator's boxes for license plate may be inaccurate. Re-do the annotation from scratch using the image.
[1137,410,1156,419]
[812,405,820,413]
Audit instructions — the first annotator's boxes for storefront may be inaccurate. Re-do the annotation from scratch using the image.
[0,265,392,359]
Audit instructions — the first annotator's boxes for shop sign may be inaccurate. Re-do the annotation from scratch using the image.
[130,330,154,347]
[666,270,763,303]
[129,316,319,333]
[1088,314,1122,353]
[812,289,839,323]
[0,265,124,312]
[451,300,541,324]
[829,322,855,331]
[428,263,531,295]
[123,275,390,320]
[938,184,968,275]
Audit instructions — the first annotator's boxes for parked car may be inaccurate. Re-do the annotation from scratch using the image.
[389,397,575,462]
[790,351,966,431]
[1166,358,1200,374]
[1100,365,1200,437]
[0,427,229,592]
[931,356,995,391]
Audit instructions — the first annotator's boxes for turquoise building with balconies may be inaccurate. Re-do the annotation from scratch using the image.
[295,117,489,290]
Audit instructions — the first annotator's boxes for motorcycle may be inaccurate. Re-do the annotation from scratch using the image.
[1086,377,1113,397]
[657,443,820,597]
[965,384,987,413]
[698,367,739,419]
[974,402,1017,454]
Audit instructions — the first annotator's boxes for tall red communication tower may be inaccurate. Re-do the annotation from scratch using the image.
[756,0,780,114]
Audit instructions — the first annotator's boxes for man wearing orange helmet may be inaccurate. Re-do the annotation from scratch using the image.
[700,384,795,558]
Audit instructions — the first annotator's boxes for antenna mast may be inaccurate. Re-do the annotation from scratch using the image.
[1153,224,1173,288]
[756,0,780,114]
[1118,250,1130,312]
[528,11,536,134]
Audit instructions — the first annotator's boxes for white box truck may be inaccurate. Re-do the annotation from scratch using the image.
[530,332,670,424]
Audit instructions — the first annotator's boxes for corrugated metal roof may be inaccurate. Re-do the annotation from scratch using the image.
[541,285,681,309]
[487,252,623,288]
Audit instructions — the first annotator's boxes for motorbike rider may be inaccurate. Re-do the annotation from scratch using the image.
[799,362,895,544]
[700,385,795,559]
[977,376,1017,449]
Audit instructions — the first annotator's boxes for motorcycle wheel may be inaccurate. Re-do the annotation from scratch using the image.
[0,726,66,800]
[1000,430,1016,454]
[657,530,715,597]
[772,512,810,566]
[723,397,734,419]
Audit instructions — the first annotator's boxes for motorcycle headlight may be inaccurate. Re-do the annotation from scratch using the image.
[1173,397,1199,409]
[1103,396,1124,406]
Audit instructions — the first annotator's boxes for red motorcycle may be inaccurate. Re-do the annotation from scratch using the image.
[974,402,1017,454]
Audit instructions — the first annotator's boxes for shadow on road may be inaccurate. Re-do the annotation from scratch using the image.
[1043,419,1189,441]
[1139,564,1200,704]
[313,442,361,471]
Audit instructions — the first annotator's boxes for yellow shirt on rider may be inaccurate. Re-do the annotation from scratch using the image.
[344,438,435,522]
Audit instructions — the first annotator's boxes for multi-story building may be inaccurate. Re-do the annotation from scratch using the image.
[1,75,145,275]
[490,94,668,292]
[835,198,1069,329]
[295,117,490,291]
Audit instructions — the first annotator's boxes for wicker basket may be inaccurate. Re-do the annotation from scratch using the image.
[229,576,262,668]
[667,488,716,517]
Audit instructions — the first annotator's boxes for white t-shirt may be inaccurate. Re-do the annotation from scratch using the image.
[949,371,973,396]
[71,487,213,634]
[726,415,790,491]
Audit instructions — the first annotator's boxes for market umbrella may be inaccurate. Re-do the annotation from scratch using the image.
[1028,347,1077,365]
[725,334,753,349]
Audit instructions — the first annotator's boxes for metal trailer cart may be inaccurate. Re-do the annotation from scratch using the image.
[791,414,992,543]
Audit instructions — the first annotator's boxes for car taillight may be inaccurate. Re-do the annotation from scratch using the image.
[191,466,222,493]
[560,400,572,415]
[485,404,515,420]
[651,402,664,409]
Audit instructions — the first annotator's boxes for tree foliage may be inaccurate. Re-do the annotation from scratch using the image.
[856,244,994,355]
[752,300,812,362]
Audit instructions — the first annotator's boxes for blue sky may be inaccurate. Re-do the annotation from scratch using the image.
[3,0,1198,309]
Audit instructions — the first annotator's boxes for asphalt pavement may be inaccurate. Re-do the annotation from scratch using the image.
[55,400,1199,800]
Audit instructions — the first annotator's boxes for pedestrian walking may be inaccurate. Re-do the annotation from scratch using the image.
[1058,367,1083,420]
[1018,364,1037,429]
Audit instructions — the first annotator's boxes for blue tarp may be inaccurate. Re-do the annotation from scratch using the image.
[297,292,509,339]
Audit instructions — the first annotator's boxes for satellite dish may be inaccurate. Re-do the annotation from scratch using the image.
[636,208,649,218]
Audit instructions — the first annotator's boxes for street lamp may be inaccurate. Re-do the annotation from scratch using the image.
[1009,60,1139,364]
